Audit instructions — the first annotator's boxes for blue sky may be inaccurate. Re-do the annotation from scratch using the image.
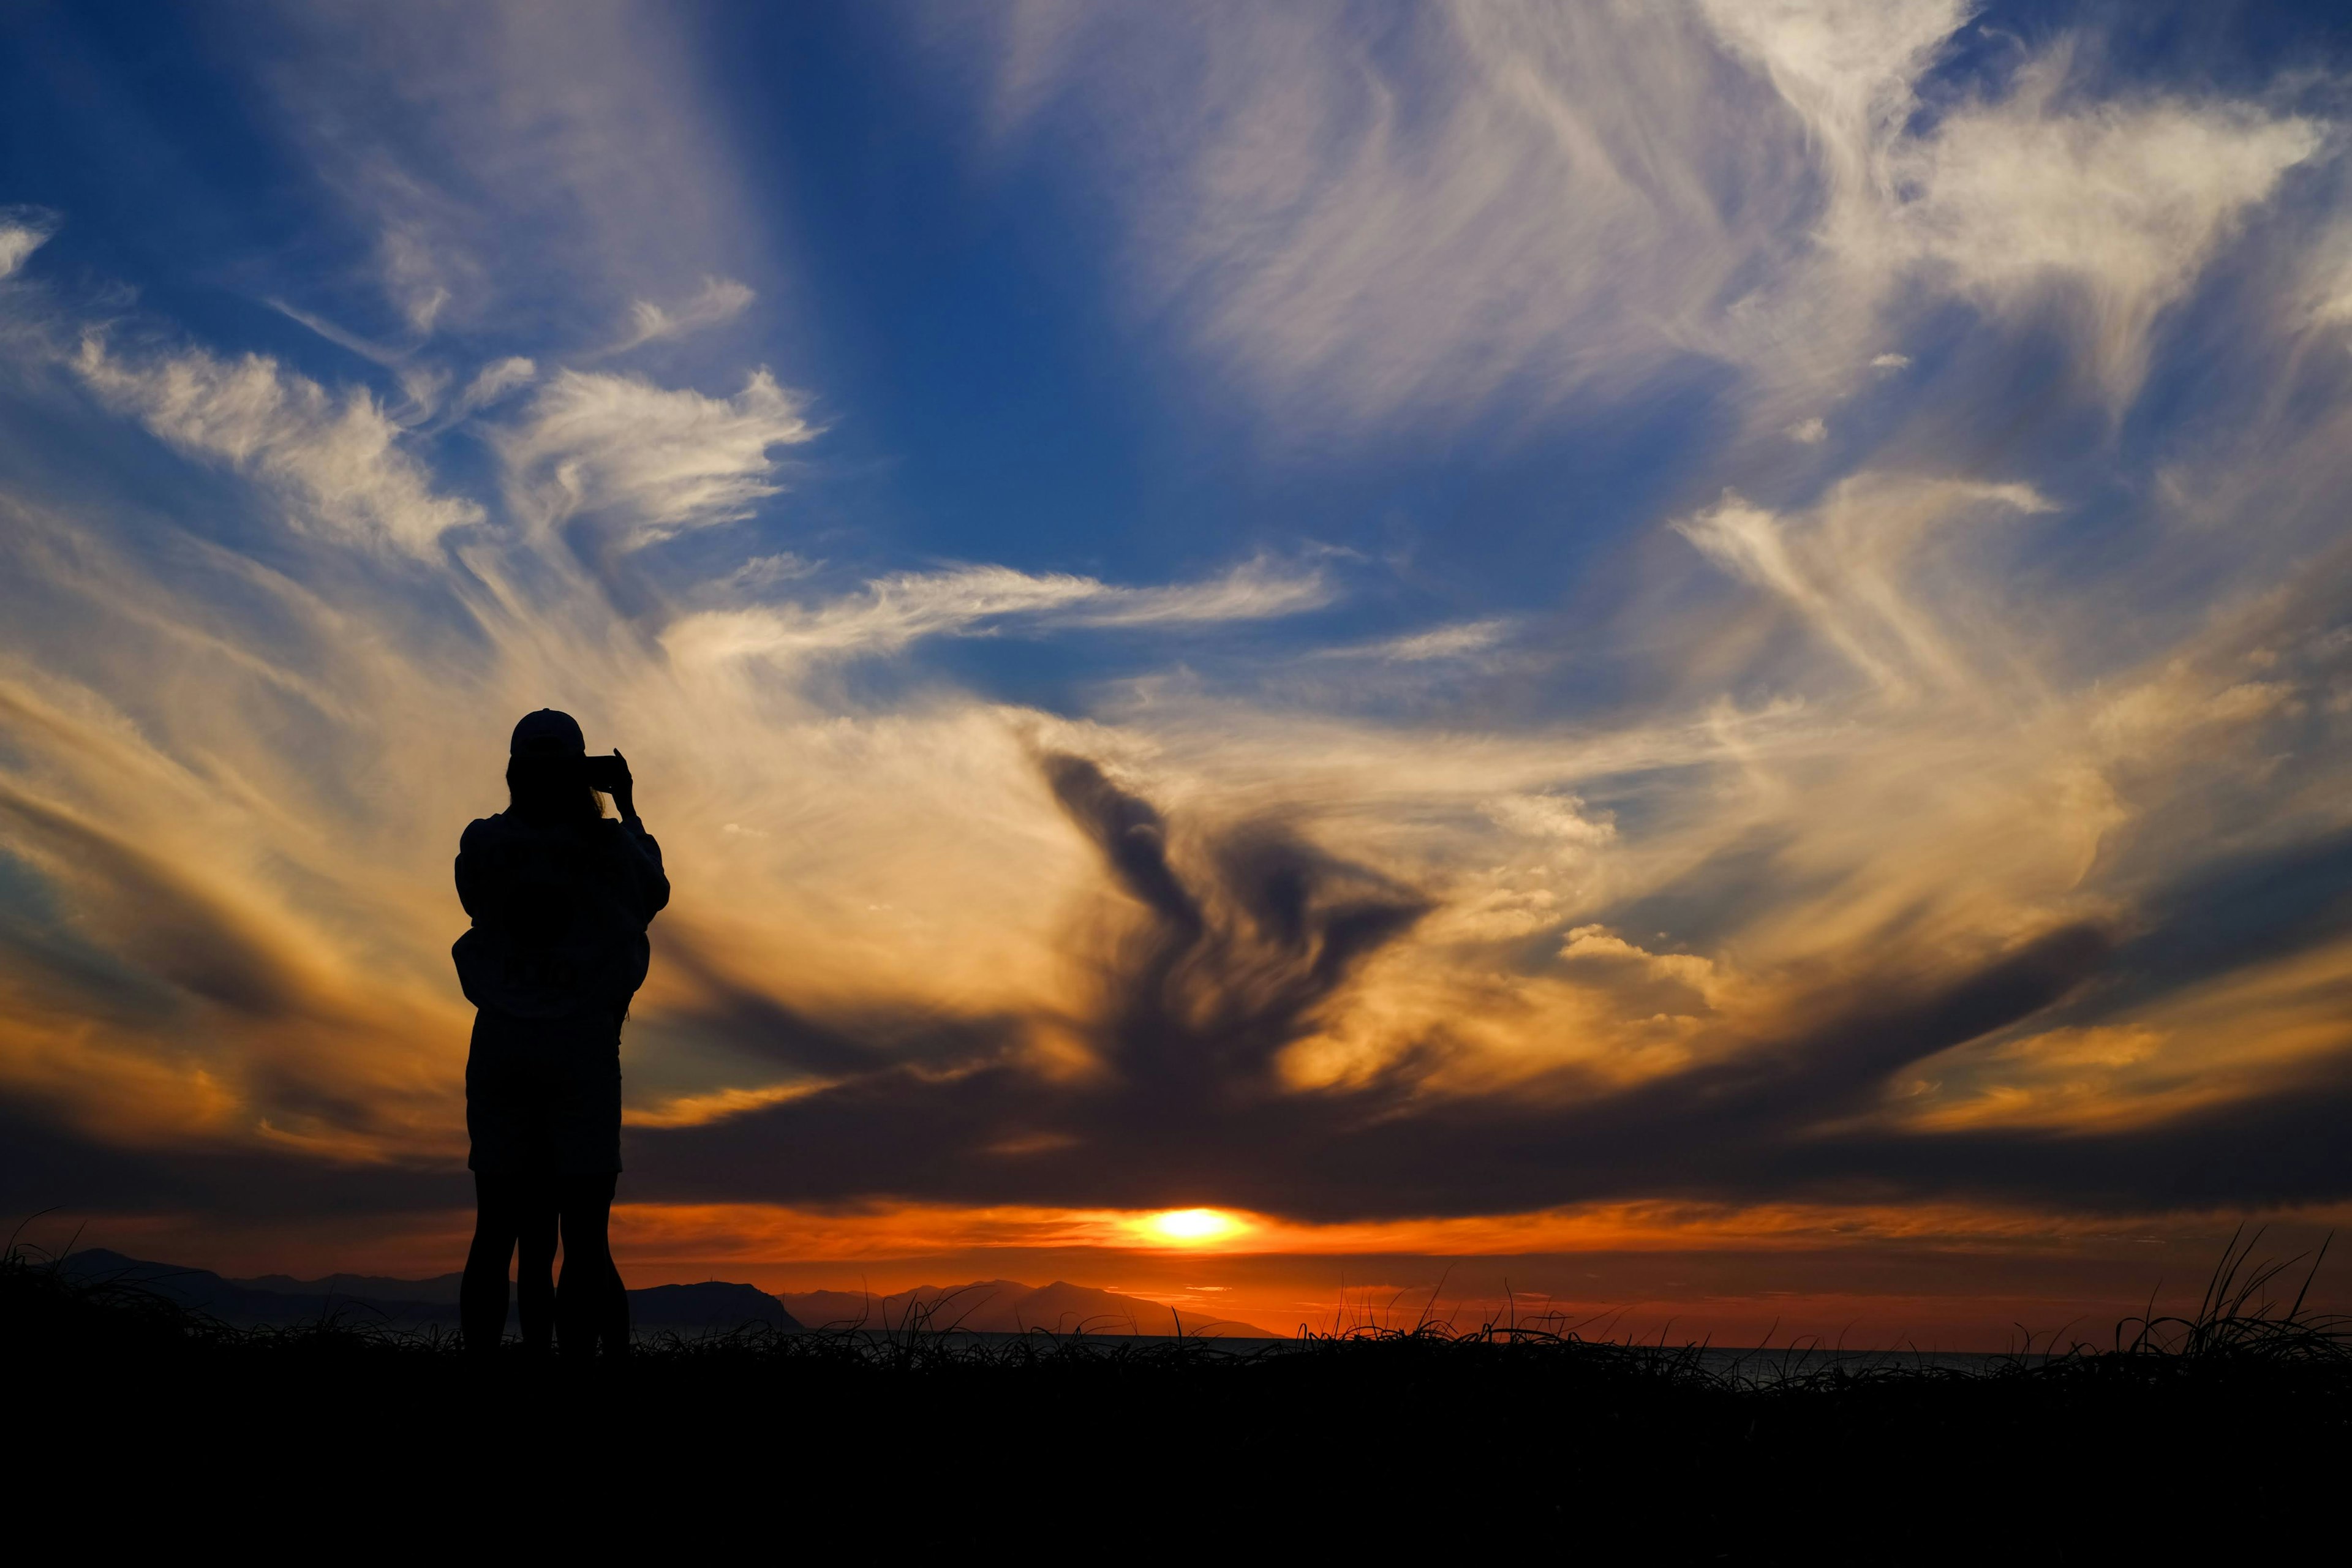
[5,1,2352,1322]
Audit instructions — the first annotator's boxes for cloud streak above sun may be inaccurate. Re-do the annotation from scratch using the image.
[2,1,2352,1298]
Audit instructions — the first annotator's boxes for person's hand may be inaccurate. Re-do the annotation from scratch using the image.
[610,748,639,824]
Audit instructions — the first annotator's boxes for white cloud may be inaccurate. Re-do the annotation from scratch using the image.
[704,566,1099,658]
[2305,219,2352,331]
[377,221,454,334]
[2311,257,2352,330]
[257,6,772,354]
[0,214,57,281]
[499,368,815,545]
[1870,352,1911,370]
[1705,6,2321,404]
[987,1,1798,435]
[267,299,453,424]
[1677,476,2053,699]
[607,276,756,355]
[1890,74,2321,399]
[268,300,412,369]
[1787,416,1828,444]
[1367,620,1512,663]
[1485,793,1615,846]
[1699,0,1966,219]
[666,557,1331,663]
[724,551,818,592]
[991,1,2321,434]
[1559,924,1719,998]
[982,1,1962,435]
[1306,619,1513,665]
[73,336,481,553]
[1072,555,1332,627]
[450,356,537,420]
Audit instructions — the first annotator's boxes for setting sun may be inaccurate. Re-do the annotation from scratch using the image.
[1140,1208,1245,1245]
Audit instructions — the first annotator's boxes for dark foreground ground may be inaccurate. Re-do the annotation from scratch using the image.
[9,1239,2348,1559]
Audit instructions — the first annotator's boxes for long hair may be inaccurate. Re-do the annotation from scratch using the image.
[505,755,605,823]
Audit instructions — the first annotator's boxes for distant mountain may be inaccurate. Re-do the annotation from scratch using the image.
[775,1279,1275,1339]
[58,1250,454,1323]
[627,1281,797,1330]
[53,1251,1270,1338]
[55,1250,801,1332]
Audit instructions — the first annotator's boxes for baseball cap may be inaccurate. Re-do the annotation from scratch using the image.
[510,708,587,757]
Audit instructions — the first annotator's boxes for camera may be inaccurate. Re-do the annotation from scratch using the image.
[584,753,630,794]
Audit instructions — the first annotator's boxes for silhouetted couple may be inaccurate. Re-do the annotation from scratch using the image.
[454,709,669,1357]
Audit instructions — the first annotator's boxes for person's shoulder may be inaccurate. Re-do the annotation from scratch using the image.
[581,816,638,851]
[459,813,508,848]
[595,816,662,862]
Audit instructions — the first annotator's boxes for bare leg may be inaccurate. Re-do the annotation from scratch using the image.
[556,1173,628,1357]
[461,1172,521,1354]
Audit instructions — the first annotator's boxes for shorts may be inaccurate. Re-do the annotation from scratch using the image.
[465,1008,624,1175]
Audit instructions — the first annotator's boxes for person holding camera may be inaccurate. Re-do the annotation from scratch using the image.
[452,708,669,1357]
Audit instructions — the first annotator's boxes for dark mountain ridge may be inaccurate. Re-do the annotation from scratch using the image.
[774,1278,1275,1338]
[57,1249,801,1332]
[52,1251,1277,1337]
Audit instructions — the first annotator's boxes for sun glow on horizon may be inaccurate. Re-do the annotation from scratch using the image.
[1138,1208,1246,1246]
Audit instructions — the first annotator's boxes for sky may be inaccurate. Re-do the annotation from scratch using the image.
[4,0,2352,1347]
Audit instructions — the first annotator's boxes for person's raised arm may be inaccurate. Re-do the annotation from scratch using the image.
[608,748,643,831]
[606,750,670,917]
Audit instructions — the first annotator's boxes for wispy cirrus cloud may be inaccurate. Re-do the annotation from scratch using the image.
[497,368,817,546]
[72,335,483,554]
[982,0,1792,435]
[983,0,2323,435]
[1706,0,2326,405]
[258,1,773,345]
[0,210,57,281]
[603,276,758,357]
[666,557,1332,663]
[447,356,537,420]
[1676,476,2054,700]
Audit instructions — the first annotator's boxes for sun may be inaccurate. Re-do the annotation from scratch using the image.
[1140,1208,1244,1245]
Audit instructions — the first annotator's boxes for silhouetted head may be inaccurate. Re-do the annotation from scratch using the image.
[505,708,601,823]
